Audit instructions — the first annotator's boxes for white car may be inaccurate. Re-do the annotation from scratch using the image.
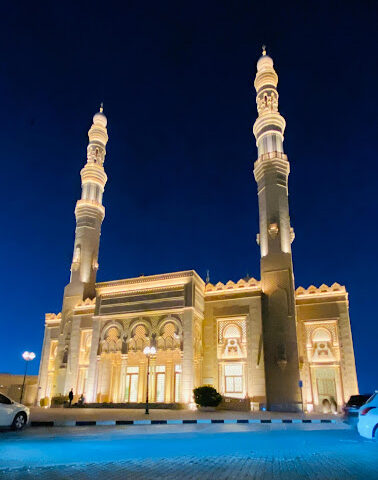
[0,393,30,430]
[357,391,378,439]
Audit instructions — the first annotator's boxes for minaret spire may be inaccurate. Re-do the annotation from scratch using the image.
[253,51,301,411]
[69,107,109,298]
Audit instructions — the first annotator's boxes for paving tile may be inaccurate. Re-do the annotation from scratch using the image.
[3,452,378,480]
[1,424,376,479]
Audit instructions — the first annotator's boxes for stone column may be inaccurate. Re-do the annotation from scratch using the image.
[247,301,266,401]
[202,304,217,388]
[119,355,127,403]
[139,363,147,403]
[85,317,101,402]
[310,366,319,410]
[150,359,156,402]
[95,356,102,402]
[338,305,359,400]
[114,360,122,403]
[165,361,173,402]
[54,330,68,396]
[37,326,51,403]
[335,365,344,410]
[64,316,81,395]
[218,363,223,394]
[182,307,194,403]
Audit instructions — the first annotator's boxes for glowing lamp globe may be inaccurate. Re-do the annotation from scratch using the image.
[143,346,156,355]
[22,351,36,361]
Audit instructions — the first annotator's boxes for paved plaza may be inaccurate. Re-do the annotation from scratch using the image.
[0,422,377,479]
[29,407,340,422]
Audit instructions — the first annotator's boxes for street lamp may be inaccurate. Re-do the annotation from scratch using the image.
[20,351,36,403]
[143,346,156,414]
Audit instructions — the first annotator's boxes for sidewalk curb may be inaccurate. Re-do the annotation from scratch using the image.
[29,418,339,428]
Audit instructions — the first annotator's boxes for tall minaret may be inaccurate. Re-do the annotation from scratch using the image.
[52,107,109,395]
[253,48,301,411]
[67,105,108,300]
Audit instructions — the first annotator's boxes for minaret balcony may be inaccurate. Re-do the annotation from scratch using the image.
[75,199,105,220]
[88,124,108,146]
[258,151,288,162]
[254,70,278,91]
[80,164,108,187]
[253,114,286,144]
[253,154,290,186]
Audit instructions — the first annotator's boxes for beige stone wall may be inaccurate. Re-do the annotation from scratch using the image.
[296,284,358,412]
[0,373,38,405]
[203,285,266,404]
[37,271,206,405]
[38,273,359,411]
[37,315,61,403]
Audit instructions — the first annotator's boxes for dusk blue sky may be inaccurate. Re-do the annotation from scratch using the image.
[1,1,377,394]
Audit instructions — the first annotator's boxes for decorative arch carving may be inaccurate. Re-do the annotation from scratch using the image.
[100,321,124,341]
[222,323,242,358]
[156,316,182,351]
[312,327,332,343]
[304,321,340,364]
[157,316,182,335]
[100,321,123,353]
[217,318,246,359]
[128,318,152,336]
[128,321,151,352]
[310,327,335,362]
[224,323,242,339]
[194,321,202,357]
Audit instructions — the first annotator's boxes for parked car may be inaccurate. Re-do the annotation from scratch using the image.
[357,391,378,439]
[0,393,30,430]
[343,394,372,424]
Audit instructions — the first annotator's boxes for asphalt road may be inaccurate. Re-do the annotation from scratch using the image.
[0,423,377,479]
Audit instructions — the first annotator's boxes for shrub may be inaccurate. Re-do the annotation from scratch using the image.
[51,394,68,406]
[39,397,49,407]
[193,386,222,407]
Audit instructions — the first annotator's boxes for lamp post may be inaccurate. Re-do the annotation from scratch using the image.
[20,351,36,403]
[143,346,156,414]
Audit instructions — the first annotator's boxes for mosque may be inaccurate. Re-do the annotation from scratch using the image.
[37,50,358,412]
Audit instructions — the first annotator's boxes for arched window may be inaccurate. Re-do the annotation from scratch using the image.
[312,328,332,343]
[102,326,122,353]
[311,327,335,362]
[224,324,241,339]
[222,324,242,358]
[157,321,180,350]
[129,324,149,352]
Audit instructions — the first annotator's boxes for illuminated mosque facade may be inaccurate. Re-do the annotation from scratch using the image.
[37,50,358,412]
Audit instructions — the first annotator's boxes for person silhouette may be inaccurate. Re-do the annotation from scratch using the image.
[68,388,74,407]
